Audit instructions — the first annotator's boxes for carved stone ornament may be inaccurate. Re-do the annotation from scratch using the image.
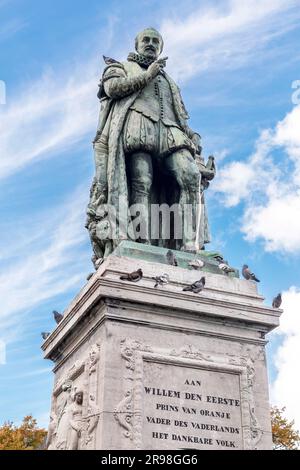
[114,339,262,450]
[47,343,101,450]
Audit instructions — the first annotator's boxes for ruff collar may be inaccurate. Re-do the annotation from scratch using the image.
[127,52,155,68]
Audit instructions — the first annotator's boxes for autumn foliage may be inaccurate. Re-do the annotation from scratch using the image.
[0,415,47,450]
[271,406,300,450]
[0,408,299,450]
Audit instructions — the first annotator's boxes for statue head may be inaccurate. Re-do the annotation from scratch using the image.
[89,343,100,364]
[74,391,83,405]
[89,220,97,238]
[135,27,163,60]
[96,218,111,241]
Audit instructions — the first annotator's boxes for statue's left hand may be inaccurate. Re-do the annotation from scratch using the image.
[204,156,216,180]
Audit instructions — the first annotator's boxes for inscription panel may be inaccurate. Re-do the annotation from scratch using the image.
[142,361,243,450]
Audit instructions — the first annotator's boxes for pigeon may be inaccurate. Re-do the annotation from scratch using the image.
[86,272,94,281]
[103,55,119,65]
[166,250,178,266]
[53,310,63,324]
[272,293,282,309]
[218,262,235,274]
[95,258,104,269]
[242,265,260,282]
[188,259,205,270]
[41,332,50,340]
[214,255,224,263]
[152,273,170,288]
[183,277,205,294]
[120,269,143,282]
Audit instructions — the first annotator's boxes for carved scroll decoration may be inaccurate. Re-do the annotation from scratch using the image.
[115,339,263,450]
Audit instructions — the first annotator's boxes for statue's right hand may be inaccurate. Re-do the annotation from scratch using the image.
[147,61,163,79]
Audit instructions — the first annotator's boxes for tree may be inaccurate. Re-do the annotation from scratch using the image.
[0,415,47,450]
[271,406,300,450]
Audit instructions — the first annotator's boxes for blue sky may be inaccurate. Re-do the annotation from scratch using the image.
[1,0,300,430]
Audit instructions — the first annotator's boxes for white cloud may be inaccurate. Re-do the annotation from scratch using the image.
[274,106,300,187]
[11,367,52,379]
[0,186,89,343]
[214,161,256,207]
[214,104,300,252]
[0,65,98,180]
[35,411,52,429]
[160,0,300,81]
[0,14,141,184]
[274,106,300,153]
[0,19,126,350]
[243,193,300,252]
[1,1,298,181]
[213,149,229,162]
[213,128,279,206]
[0,339,5,365]
[0,17,27,41]
[0,18,124,181]
[271,287,300,432]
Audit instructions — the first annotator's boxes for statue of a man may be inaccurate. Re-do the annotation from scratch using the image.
[86,27,215,261]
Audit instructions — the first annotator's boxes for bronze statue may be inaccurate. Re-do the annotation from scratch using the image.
[86,27,215,264]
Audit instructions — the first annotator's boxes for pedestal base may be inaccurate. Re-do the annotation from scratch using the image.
[42,242,280,450]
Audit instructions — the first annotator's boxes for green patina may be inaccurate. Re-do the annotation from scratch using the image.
[114,241,239,278]
[86,27,234,273]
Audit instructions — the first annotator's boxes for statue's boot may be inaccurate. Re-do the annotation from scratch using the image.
[188,190,201,252]
[129,151,153,244]
[164,149,201,253]
[130,190,151,244]
[180,187,201,253]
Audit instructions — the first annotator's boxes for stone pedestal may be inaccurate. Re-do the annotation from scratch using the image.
[42,242,280,450]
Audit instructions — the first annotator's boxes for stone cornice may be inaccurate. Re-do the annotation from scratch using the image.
[42,255,280,362]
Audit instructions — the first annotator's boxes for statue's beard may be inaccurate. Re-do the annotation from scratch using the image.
[143,47,156,58]
[127,52,156,68]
